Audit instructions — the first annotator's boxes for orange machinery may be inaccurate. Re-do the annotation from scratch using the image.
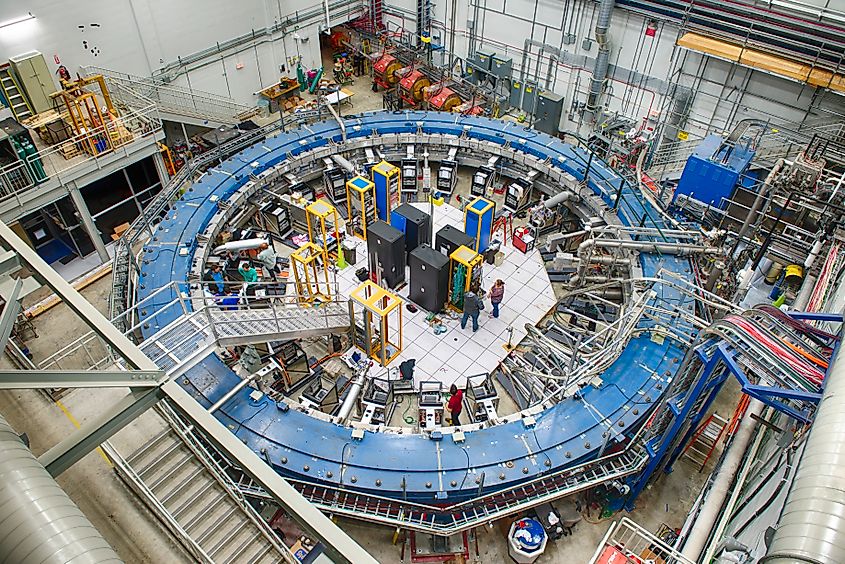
[427,87,462,112]
[398,69,430,106]
[373,54,402,90]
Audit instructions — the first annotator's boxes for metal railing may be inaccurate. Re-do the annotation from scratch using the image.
[108,107,327,329]
[0,103,162,206]
[588,517,695,564]
[83,66,254,124]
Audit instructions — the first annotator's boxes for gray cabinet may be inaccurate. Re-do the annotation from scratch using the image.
[533,90,564,135]
[10,51,57,114]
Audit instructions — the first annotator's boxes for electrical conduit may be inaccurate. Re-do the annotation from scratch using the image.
[586,0,615,115]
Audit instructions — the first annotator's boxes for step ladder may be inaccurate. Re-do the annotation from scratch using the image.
[121,411,290,563]
[0,64,33,122]
[682,412,728,472]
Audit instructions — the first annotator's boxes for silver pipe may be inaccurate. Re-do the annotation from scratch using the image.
[731,159,784,258]
[0,413,122,563]
[331,154,356,174]
[337,374,365,423]
[323,99,347,142]
[586,0,615,112]
[681,399,765,562]
[764,317,845,564]
[209,373,258,413]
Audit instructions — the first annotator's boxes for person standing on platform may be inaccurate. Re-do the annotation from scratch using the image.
[488,279,505,318]
[203,263,225,294]
[447,384,463,425]
[239,262,258,283]
[257,242,279,280]
[460,290,484,332]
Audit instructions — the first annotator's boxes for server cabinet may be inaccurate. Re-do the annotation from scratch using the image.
[367,221,406,289]
[435,225,475,257]
[409,244,450,312]
[390,203,431,254]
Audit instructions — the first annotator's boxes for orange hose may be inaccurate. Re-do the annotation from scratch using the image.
[780,339,829,369]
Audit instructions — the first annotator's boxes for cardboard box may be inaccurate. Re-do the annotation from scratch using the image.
[114,222,131,235]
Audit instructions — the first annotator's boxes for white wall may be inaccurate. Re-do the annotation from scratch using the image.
[0,0,361,106]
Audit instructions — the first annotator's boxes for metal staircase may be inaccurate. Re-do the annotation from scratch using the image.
[114,404,293,563]
[0,64,33,122]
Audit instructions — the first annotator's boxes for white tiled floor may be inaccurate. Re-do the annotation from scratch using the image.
[336,202,557,388]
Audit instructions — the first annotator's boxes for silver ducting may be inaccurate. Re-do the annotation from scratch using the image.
[0,413,122,563]
[586,0,615,112]
[763,321,845,564]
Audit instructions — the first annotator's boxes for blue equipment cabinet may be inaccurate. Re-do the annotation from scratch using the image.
[371,160,401,221]
[674,134,755,209]
[464,197,495,253]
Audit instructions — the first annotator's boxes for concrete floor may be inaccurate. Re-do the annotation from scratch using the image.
[0,50,747,563]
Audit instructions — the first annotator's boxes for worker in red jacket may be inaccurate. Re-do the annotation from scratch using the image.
[447,384,463,425]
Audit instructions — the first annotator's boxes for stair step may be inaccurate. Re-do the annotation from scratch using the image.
[145,452,195,490]
[168,479,218,517]
[135,440,186,478]
[182,492,229,532]
[194,505,238,545]
[208,522,260,560]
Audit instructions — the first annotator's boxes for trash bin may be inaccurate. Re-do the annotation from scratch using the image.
[507,518,547,563]
[342,241,358,265]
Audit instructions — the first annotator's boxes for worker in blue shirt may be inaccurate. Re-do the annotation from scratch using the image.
[203,263,225,294]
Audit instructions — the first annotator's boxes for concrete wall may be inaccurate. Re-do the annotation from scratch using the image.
[0,0,363,106]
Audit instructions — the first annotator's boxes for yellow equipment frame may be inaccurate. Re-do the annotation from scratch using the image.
[290,242,332,305]
[447,245,483,313]
[306,199,339,256]
[346,175,377,240]
[350,280,403,366]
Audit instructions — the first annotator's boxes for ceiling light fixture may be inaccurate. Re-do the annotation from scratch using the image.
[0,12,36,30]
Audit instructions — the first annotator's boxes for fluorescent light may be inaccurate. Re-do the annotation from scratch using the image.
[0,12,35,29]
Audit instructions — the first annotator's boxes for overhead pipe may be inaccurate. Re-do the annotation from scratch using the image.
[763,328,845,564]
[0,413,122,563]
[586,0,616,116]
[323,98,347,142]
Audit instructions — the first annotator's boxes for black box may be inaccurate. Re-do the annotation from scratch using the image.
[435,225,475,257]
[367,221,406,289]
[409,244,450,312]
[391,203,431,254]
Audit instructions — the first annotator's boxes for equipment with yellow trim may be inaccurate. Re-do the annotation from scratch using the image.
[447,245,483,312]
[346,175,377,240]
[350,280,403,366]
[306,199,340,256]
[371,160,401,222]
[290,242,332,305]
[463,196,496,253]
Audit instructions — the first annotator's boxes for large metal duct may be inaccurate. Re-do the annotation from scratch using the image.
[763,319,845,564]
[0,413,123,563]
[586,0,615,114]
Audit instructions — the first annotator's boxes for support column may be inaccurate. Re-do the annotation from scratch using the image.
[151,149,170,187]
[68,184,109,263]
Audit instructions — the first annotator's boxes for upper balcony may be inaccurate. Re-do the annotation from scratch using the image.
[0,101,164,223]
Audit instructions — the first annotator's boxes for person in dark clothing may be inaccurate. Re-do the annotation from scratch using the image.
[460,290,484,332]
[203,264,225,294]
[447,384,463,425]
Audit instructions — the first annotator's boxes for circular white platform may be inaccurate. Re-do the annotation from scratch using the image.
[335,202,556,387]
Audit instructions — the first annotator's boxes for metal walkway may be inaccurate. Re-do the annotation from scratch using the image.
[116,405,292,563]
[137,300,350,376]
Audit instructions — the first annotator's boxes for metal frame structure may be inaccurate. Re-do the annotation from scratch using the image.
[0,221,377,564]
[350,280,403,366]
